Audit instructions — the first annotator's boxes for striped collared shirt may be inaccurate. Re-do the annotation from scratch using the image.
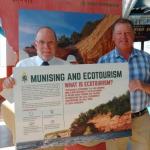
[98,48,150,113]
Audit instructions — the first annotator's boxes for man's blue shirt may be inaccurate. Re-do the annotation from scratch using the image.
[98,48,150,113]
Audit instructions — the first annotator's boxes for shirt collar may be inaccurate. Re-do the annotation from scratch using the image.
[36,55,55,66]
[114,48,138,59]
[114,48,123,59]
[130,48,139,58]
[35,55,43,66]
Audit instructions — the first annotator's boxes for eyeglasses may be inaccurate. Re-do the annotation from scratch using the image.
[36,40,55,46]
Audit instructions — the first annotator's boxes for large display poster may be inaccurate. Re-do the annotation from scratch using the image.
[0,0,122,53]
[19,5,120,64]
[14,63,131,149]
[11,1,126,149]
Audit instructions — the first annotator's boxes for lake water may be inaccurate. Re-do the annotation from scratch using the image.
[17,130,131,150]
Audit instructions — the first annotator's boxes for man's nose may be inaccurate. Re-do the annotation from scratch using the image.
[122,33,128,38]
[43,42,50,48]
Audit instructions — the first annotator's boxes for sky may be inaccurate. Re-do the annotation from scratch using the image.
[19,9,104,50]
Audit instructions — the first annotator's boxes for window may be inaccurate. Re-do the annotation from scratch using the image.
[134,41,150,54]
[144,40,150,54]
[134,42,141,50]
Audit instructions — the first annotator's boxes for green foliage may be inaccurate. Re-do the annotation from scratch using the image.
[70,32,81,44]
[71,91,130,128]
[58,35,72,47]
[57,19,100,47]
[80,20,100,39]
[86,109,96,119]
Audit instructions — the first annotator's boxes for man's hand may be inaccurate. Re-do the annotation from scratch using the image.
[129,80,144,92]
[129,79,150,94]
[2,77,15,89]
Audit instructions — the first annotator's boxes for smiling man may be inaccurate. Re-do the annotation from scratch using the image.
[98,18,150,150]
[2,26,70,150]
[35,27,57,62]
[2,26,69,89]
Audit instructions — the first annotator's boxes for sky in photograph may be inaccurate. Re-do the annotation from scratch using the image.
[19,9,105,50]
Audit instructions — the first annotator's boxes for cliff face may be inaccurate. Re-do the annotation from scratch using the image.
[75,15,120,64]
[70,111,131,136]
[24,15,120,64]
[88,111,131,133]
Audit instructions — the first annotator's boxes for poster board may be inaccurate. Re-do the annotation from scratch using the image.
[14,63,131,149]
[7,1,128,149]
[0,0,122,53]
[18,0,122,64]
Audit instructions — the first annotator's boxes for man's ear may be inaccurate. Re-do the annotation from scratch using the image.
[33,41,37,49]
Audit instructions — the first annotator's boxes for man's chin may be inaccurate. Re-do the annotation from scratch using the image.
[119,49,132,54]
[119,45,132,51]
[43,55,53,61]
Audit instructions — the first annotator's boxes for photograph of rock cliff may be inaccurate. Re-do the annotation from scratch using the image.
[17,7,130,148]
[19,9,119,63]
[70,91,131,136]
[43,91,131,144]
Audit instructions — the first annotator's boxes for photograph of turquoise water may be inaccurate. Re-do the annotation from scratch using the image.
[17,130,131,150]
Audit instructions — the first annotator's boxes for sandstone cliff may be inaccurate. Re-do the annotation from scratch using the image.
[75,15,120,64]
[88,111,131,133]
[24,15,120,64]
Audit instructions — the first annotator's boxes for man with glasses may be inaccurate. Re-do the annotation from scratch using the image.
[2,26,69,150]
[2,26,107,150]
[3,26,69,88]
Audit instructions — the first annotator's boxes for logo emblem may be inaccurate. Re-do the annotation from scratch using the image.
[22,72,28,82]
